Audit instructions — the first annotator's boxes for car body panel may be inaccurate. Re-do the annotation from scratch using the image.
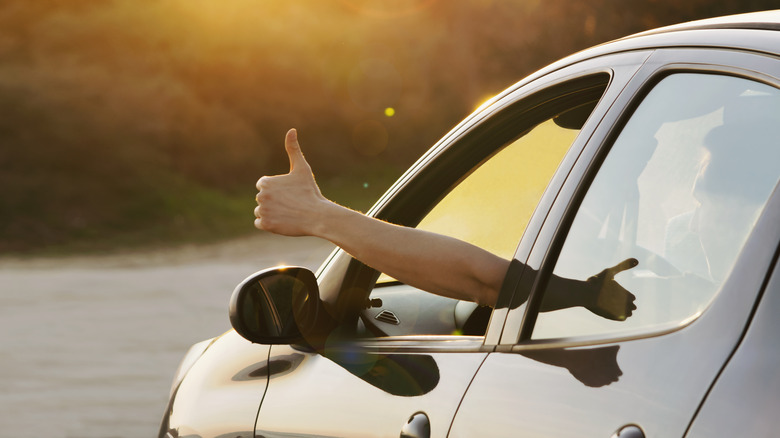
[254,340,486,438]
[686,249,780,437]
[160,330,270,438]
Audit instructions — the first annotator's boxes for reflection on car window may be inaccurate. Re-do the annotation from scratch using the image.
[533,73,780,340]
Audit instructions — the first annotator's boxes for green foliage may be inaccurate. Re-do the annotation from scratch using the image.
[0,0,776,253]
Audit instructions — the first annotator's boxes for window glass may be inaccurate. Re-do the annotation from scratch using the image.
[532,73,780,340]
[416,118,577,259]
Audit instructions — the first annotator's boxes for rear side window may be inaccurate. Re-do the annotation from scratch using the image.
[532,73,780,340]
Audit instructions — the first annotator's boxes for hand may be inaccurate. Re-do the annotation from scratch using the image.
[584,258,638,321]
[254,129,329,236]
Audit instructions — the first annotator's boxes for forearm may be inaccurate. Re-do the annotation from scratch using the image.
[255,128,509,307]
[540,275,591,312]
[312,201,509,307]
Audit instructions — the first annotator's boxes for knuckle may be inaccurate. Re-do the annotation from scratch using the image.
[256,176,271,190]
[260,217,275,230]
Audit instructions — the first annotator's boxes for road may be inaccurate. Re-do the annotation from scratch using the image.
[0,234,335,438]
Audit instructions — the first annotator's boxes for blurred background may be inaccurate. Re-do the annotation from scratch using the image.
[2,0,778,255]
[1,1,778,437]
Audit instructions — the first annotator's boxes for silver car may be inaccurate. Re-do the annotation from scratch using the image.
[160,10,780,438]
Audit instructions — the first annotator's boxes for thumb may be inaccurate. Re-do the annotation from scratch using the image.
[285,128,310,174]
[604,258,639,279]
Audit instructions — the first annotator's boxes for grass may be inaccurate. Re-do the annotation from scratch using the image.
[5,167,404,258]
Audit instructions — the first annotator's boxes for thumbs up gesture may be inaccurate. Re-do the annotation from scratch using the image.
[254,129,329,236]
[584,258,639,321]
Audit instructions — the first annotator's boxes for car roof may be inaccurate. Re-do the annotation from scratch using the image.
[564,10,780,68]
[480,10,780,113]
[629,9,780,36]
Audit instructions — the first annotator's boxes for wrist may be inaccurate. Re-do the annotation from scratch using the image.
[311,199,351,241]
[581,276,600,310]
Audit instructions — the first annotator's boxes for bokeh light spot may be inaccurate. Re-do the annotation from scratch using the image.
[384,107,395,117]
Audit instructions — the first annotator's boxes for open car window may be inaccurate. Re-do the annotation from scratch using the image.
[531,73,780,340]
[361,74,611,338]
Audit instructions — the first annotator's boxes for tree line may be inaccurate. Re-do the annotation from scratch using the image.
[0,0,775,252]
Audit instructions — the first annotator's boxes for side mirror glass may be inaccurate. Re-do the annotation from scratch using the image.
[229,266,321,345]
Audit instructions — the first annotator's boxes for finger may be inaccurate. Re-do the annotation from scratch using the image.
[256,176,269,191]
[254,205,261,218]
[285,128,310,174]
[254,217,263,230]
[605,258,639,278]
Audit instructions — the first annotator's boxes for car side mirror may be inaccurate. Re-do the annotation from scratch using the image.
[229,266,325,345]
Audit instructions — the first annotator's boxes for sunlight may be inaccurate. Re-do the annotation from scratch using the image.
[338,0,439,18]
[169,0,276,40]
[473,94,500,112]
[417,120,577,258]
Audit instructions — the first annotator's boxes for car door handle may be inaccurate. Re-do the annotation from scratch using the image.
[400,412,430,438]
[611,424,644,438]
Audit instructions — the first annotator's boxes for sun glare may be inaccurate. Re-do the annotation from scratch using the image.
[473,94,499,112]
[338,0,439,18]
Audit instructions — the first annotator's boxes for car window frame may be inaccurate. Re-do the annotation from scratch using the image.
[312,52,656,352]
[501,47,780,348]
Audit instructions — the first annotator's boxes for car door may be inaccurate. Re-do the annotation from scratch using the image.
[252,54,650,438]
[448,48,780,437]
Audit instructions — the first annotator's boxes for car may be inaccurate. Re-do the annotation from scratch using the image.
[159,10,780,438]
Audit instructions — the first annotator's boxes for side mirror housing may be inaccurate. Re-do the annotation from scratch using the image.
[229,266,325,345]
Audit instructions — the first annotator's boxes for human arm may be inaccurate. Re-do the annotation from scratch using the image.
[254,129,510,307]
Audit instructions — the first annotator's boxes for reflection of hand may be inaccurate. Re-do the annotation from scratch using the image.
[521,345,622,387]
[254,129,331,236]
[585,258,638,321]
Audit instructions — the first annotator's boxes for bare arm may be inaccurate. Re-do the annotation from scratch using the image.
[254,129,509,307]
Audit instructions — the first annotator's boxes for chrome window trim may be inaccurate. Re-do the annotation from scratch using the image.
[341,335,488,353]
[510,313,701,351]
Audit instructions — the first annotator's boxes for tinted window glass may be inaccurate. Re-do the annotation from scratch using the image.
[533,73,780,340]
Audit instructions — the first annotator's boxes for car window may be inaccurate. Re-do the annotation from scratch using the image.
[532,73,780,340]
[363,75,611,337]
[415,118,576,259]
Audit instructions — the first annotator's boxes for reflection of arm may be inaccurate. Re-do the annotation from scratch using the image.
[525,259,638,321]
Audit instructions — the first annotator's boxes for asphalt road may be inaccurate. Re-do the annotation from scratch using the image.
[0,234,335,438]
